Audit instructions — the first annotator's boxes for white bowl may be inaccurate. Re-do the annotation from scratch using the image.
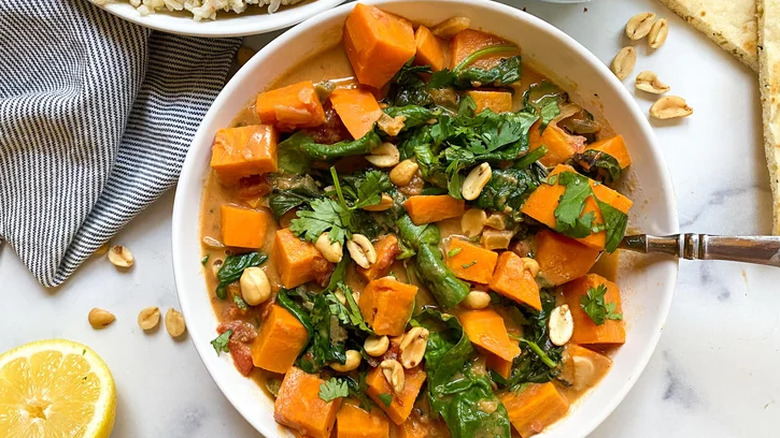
[172,1,680,436]
[91,0,346,37]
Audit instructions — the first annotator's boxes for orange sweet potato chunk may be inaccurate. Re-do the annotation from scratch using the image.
[466,90,513,114]
[273,228,331,288]
[251,305,309,374]
[499,383,569,437]
[275,367,341,438]
[450,29,519,70]
[586,135,631,169]
[445,238,498,284]
[330,87,383,139]
[358,277,418,336]
[533,229,600,286]
[485,350,512,380]
[489,251,541,310]
[459,309,520,362]
[210,124,278,184]
[358,235,400,281]
[414,25,446,71]
[366,365,427,425]
[521,165,633,250]
[528,121,586,167]
[336,401,391,438]
[404,195,465,225]
[562,274,625,346]
[343,4,417,89]
[220,204,270,249]
[256,81,326,131]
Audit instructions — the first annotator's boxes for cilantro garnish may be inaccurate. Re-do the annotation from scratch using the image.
[580,284,623,325]
[210,329,232,355]
[318,378,349,402]
[447,247,463,257]
[377,393,393,407]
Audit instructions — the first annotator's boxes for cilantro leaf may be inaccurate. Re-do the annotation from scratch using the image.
[597,198,628,253]
[233,294,248,310]
[553,172,596,238]
[523,81,567,131]
[580,284,623,325]
[290,198,350,244]
[377,393,393,407]
[319,378,349,402]
[210,330,232,356]
[342,169,393,210]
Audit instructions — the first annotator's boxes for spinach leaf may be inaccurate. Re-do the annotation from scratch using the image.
[267,174,321,219]
[215,252,268,299]
[276,289,314,342]
[580,284,623,325]
[397,216,469,307]
[473,168,542,221]
[384,105,438,132]
[571,149,623,184]
[431,53,523,89]
[597,198,629,253]
[523,81,567,131]
[278,131,382,173]
[417,310,511,438]
[491,291,563,389]
[386,60,434,107]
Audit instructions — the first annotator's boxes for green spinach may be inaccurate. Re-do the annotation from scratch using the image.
[215,252,268,299]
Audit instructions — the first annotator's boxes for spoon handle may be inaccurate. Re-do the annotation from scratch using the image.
[619,234,780,267]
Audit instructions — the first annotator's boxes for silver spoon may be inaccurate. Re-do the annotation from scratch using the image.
[619,234,780,267]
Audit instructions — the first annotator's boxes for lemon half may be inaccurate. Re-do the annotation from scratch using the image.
[0,339,116,438]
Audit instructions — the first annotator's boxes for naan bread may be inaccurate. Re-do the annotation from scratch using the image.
[657,0,758,71]
[758,0,780,234]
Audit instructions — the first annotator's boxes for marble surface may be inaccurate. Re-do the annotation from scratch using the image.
[1,0,778,436]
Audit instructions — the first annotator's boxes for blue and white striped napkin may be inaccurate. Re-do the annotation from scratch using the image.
[0,0,240,287]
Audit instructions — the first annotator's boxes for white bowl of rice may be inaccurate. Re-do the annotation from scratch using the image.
[89,0,347,37]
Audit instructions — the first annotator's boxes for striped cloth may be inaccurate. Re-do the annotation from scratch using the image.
[0,0,240,287]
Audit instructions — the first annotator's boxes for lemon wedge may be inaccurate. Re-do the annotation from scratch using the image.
[0,339,116,438]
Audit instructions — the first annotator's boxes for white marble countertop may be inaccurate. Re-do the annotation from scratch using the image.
[2,0,779,436]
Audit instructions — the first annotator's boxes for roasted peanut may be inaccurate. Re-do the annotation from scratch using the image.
[88,308,115,329]
[432,16,471,38]
[137,306,160,331]
[380,359,405,393]
[108,245,134,269]
[363,193,394,212]
[650,95,693,119]
[239,267,271,306]
[364,335,390,357]
[461,163,492,201]
[315,232,343,263]
[365,142,400,168]
[330,350,362,372]
[635,71,670,94]
[461,209,487,237]
[463,291,491,310]
[548,305,574,346]
[611,46,636,80]
[625,12,656,40]
[347,234,377,269]
[390,160,419,186]
[399,327,429,369]
[165,308,186,338]
[648,18,669,49]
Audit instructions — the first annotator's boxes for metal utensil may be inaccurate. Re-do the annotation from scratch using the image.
[619,234,780,267]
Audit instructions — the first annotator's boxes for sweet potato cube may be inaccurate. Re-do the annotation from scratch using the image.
[562,274,625,346]
[366,365,427,425]
[403,195,465,225]
[533,229,599,286]
[459,309,520,362]
[275,367,341,438]
[414,25,446,71]
[343,4,417,89]
[499,383,569,437]
[330,87,383,139]
[358,235,400,281]
[273,228,331,288]
[359,277,418,336]
[256,81,326,131]
[521,165,633,250]
[466,90,513,114]
[586,135,631,169]
[558,344,612,395]
[220,204,270,249]
[210,125,278,184]
[489,251,541,310]
[445,238,498,284]
[251,305,309,374]
[450,29,518,70]
[528,121,586,167]
[336,401,390,438]
[485,350,513,380]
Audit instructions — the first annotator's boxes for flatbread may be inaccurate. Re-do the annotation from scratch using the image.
[657,0,758,71]
[758,0,780,234]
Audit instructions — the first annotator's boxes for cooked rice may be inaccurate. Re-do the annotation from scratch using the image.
[92,0,306,20]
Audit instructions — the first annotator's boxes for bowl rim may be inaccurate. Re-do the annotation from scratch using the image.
[91,0,347,37]
[172,0,680,436]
